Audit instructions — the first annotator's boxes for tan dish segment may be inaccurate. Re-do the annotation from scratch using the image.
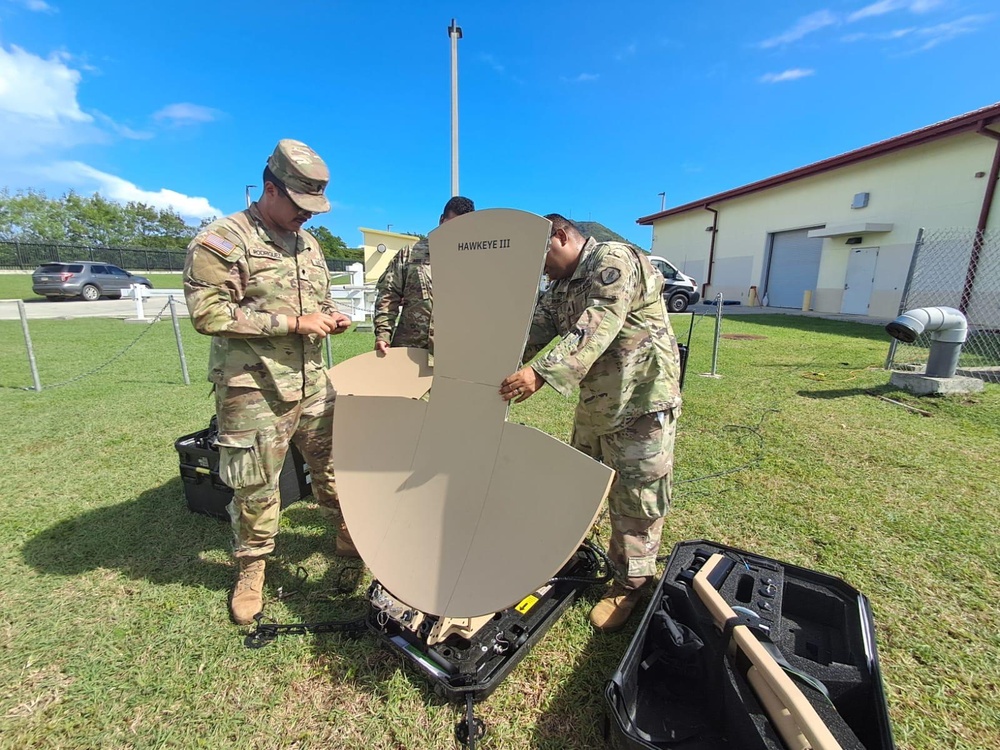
[330,208,615,617]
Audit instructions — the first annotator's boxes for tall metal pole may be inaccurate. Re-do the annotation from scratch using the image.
[448,19,463,196]
[652,192,666,250]
[245,184,256,209]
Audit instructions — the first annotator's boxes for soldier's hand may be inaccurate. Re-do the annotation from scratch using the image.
[375,340,390,356]
[296,312,349,337]
[328,312,352,335]
[500,366,544,403]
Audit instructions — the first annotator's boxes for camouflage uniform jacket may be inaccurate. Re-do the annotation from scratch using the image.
[525,238,683,435]
[373,237,433,350]
[183,203,337,401]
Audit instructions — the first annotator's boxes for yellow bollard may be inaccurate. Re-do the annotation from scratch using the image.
[802,290,813,311]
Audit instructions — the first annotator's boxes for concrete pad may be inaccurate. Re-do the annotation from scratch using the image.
[890,371,985,395]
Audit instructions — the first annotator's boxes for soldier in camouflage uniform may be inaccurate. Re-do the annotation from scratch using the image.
[372,196,475,354]
[183,139,355,625]
[500,214,682,633]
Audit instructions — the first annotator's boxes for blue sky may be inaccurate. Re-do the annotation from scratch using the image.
[0,0,995,247]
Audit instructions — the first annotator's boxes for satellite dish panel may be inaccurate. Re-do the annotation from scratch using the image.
[331,209,614,617]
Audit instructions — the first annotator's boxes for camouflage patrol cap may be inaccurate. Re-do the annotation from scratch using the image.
[267,139,331,214]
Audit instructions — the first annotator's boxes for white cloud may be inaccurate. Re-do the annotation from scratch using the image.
[758,10,838,48]
[0,42,220,222]
[561,73,599,83]
[12,0,56,12]
[910,13,992,51]
[42,161,221,220]
[849,0,904,22]
[479,53,505,74]
[759,68,816,83]
[93,111,153,140]
[910,0,946,11]
[0,44,89,121]
[0,43,106,157]
[848,0,945,22]
[152,102,222,126]
[615,42,637,61]
[842,27,916,42]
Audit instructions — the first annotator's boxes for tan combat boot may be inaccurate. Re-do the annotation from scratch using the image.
[230,558,266,625]
[589,583,642,633]
[335,519,360,559]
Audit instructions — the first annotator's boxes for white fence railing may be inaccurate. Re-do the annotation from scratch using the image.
[122,263,377,323]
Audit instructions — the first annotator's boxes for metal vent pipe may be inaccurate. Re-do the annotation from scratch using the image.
[885,306,968,377]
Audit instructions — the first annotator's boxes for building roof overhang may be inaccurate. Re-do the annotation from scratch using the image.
[637,102,1000,226]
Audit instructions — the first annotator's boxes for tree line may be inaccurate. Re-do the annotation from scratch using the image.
[0,188,359,260]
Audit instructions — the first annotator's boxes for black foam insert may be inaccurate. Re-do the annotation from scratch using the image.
[605,540,895,750]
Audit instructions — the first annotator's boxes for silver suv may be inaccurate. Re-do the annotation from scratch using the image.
[32,261,153,301]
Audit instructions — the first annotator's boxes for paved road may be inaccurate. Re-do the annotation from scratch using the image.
[2,295,891,328]
[0,295,189,321]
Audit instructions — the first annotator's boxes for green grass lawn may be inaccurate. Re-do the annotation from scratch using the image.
[0,313,997,749]
[0,272,349,301]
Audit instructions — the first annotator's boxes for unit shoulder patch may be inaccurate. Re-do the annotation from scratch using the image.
[600,267,622,286]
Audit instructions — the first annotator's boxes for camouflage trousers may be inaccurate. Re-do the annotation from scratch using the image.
[572,409,677,591]
[214,378,340,559]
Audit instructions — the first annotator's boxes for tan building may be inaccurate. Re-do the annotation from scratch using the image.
[638,103,1000,319]
[359,227,421,284]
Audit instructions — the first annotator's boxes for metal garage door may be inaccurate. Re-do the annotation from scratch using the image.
[764,228,823,308]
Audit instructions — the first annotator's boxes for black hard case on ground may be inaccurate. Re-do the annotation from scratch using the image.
[175,423,311,520]
[605,540,895,750]
[366,550,594,704]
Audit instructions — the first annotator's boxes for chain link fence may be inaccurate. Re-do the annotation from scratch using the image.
[887,227,1000,380]
[0,240,361,274]
[0,240,187,272]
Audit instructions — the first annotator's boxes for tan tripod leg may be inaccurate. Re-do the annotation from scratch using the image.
[693,554,843,750]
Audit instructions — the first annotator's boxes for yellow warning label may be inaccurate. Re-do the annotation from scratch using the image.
[515,594,539,615]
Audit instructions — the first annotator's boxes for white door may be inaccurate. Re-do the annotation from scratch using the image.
[841,248,879,315]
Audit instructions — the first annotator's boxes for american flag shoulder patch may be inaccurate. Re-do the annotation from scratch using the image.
[201,232,236,256]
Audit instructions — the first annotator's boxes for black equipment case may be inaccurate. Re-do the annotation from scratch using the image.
[366,543,608,703]
[175,418,311,519]
[605,540,895,750]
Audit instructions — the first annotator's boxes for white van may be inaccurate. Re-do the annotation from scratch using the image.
[648,256,700,312]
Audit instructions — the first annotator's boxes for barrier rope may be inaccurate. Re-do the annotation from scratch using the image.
[2,298,173,391]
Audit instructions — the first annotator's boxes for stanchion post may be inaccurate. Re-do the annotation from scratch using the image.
[168,296,190,385]
[710,293,723,376]
[17,300,42,392]
[699,292,724,380]
[130,283,146,320]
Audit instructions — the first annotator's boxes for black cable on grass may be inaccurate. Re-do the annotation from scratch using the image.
[586,409,780,565]
[271,563,366,604]
[674,408,777,486]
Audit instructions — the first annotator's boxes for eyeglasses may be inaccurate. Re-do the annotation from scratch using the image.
[272,180,313,216]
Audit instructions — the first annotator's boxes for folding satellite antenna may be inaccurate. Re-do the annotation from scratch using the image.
[329,208,616,744]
